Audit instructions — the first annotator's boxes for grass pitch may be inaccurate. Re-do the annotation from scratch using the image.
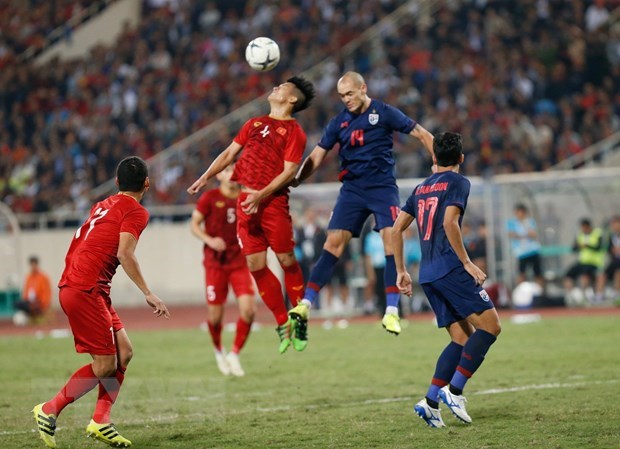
[1,313,619,449]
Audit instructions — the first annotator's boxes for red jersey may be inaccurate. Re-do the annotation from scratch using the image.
[59,194,149,296]
[196,188,245,269]
[232,115,306,192]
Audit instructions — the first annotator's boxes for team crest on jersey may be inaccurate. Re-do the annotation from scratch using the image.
[276,127,287,136]
[479,289,490,302]
[368,112,379,125]
[215,201,225,208]
[340,121,349,128]
[253,121,263,127]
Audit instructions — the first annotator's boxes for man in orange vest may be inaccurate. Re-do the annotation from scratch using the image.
[15,256,52,319]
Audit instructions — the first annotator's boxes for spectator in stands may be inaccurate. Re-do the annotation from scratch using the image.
[14,255,52,325]
[564,218,606,303]
[507,204,544,288]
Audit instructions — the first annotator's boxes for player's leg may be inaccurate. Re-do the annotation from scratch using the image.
[302,186,367,307]
[203,267,230,374]
[87,306,132,447]
[226,267,256,376]
[379,226,402,334]
[370,184,402,333]
[34,287,108,448]
[246,251,291,353]
[429,268,499,423]
[414,283,467,428]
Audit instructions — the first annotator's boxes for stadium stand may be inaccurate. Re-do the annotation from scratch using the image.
[1,0,619,216]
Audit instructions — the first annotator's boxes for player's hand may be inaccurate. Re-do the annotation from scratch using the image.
[207,236,226,252]
[396,271,413,297]
[464,260,487,286]
[145,293,170,318]
[241,191,262,214]
[187,177,207,195]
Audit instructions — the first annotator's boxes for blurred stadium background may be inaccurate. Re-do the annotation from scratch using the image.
[1,0,620,314]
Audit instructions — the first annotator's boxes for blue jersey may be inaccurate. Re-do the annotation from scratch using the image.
[401,171,471,283]
[318,99,416,186]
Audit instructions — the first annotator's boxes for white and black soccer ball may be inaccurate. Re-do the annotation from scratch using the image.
[245,37,280,72]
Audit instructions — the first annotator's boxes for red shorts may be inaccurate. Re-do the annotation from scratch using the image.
[205,265,255,305]
[237,192,295,255]
[59,286,123,355]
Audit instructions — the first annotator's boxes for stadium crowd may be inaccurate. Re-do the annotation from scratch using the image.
[1,0,620,216]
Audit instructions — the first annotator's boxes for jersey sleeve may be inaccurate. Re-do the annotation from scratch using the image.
[401,190,419,218]
[384,103,417,134]
[445,178,470,211]
[317,116,340,151]
[284,124,307,163]
[233,119,253,146]
[196,191,212,217]
[120,206,149,240]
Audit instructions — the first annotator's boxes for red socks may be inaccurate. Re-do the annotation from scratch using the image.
[92,366,126,424]
[207,321,223,351]
[251,267,288,325]
[43,364,99,416]
[282,261,304,307]
[232,318,252,354]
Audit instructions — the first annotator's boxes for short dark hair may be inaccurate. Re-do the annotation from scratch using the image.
[433,132,463,166]
[28,256,39,264]
[515,203,528,213]
[117,156,148,192]
[580,218,592,227]
[287,76,316,113]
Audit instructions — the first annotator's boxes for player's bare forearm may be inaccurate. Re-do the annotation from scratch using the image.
[410,124,435,160]
[293,146,328,185]
[188,142,242,194]
[258,162,299,199]
[444,220,470,266]
[391,211,414,273]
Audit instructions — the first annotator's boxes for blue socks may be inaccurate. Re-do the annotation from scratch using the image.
[384,255,400,308]
[426,341,463,404]
[303,250,339,305]
[451,329,497,392]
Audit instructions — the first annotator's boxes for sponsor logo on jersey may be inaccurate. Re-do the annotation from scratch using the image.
[368,113,379,125]
[340,121,349,128]
[276,127,287,135]
[253,121,263,127]
[215,201,225,208]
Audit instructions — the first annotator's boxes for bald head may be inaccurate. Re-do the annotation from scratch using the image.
[337,71,370,115]
[338,71,365,88]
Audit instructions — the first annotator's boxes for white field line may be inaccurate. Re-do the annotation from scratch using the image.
[2,379,618,437]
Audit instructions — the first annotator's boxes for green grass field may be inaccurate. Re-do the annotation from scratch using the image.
[1,314,619,449]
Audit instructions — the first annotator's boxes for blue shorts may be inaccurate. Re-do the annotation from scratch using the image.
[422,266,495,328]
[328,183,400,237]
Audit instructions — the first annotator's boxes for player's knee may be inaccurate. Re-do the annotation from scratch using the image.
[241,308,255,322]
[276,251,296,267]
[92,359,117,378]
[119,348,134,368]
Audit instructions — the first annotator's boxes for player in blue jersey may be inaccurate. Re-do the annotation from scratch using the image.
[289,71,434,349]
[392,132,501,427]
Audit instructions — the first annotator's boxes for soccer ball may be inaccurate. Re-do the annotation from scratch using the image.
[245,37,280,72]
[13,310,30,327]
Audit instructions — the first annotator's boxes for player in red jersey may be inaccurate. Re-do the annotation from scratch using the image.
[191,164,256,376]
[187,76,316,354]
[32,157,169,449]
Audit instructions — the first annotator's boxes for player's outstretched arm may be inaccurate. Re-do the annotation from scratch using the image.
[187,142,243,195]
[410,124,435,165]
[117,232,170,318]
[444,206,487,286]
[391,210,415,297]
[290,146,328,187]
[190,209,226,251]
